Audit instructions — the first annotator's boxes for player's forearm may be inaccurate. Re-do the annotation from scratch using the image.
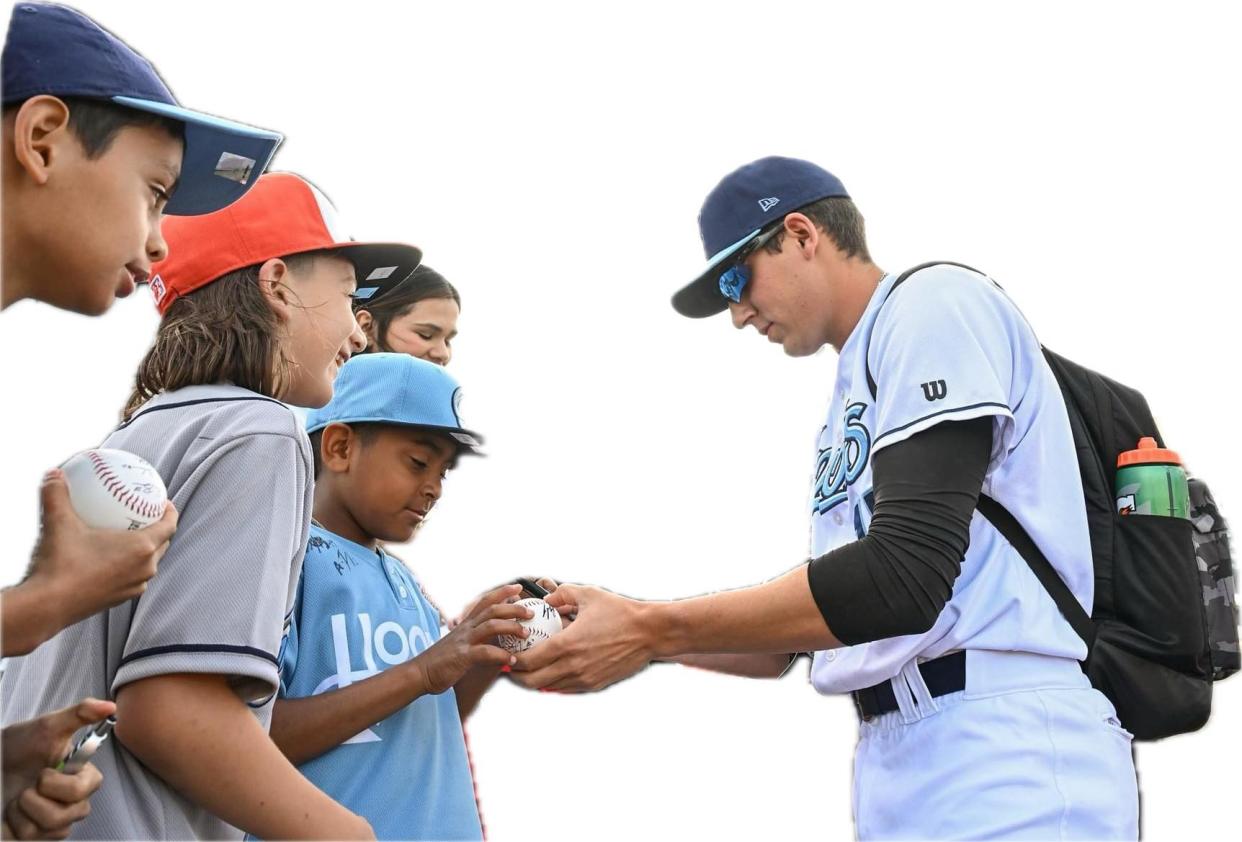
[270,661,431,766]
[115,673,372,840]
[671,653,796,678]
[647,566,842,658]
[0,577,67,657]
[454,664,502,720]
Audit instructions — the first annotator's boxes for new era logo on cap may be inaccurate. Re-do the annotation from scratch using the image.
[758,197,780,212]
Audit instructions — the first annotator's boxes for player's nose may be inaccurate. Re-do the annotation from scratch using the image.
[728,299,753,330]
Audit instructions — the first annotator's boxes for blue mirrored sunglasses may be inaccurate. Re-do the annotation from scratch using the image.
[717,226,780,303]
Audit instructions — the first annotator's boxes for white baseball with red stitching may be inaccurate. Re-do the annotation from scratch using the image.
[60,449,168,531]
[498,597,564,654]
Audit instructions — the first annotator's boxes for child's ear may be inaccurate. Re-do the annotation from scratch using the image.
[257,258,294,322]
[354,309,381,350]
[11,96,73,186]
[320,423,355,472]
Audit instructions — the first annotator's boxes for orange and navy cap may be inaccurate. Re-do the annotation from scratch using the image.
[149,172,422,315]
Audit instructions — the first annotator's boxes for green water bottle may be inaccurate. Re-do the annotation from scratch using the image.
[1115,436,1190,518]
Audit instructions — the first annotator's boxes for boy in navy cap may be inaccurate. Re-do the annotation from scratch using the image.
[271,353,535,840]
[1,5,279,837]
[1,1,284,657]
[1,2,282,315]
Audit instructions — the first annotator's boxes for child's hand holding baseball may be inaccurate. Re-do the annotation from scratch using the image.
[2,470,179,657]
[414,584,532,695]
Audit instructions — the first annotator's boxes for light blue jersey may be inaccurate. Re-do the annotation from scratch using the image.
[279,523,483,840]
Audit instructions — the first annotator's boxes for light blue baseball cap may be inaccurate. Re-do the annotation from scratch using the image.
[305,353,484,453]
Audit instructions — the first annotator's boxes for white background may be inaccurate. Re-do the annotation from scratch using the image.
[2,1,1239,838]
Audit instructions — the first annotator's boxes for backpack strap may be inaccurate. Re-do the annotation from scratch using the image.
[976,495,1098,653]
[865,261,985,399]
[864,262,1098,658]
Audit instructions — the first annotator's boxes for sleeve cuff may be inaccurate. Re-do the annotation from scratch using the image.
[113,644,280,702]
[874,401,1013,453]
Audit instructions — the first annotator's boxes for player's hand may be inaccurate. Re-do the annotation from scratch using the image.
[522,577,576,626]
[414,584,531,695]
[1,699,113,840]
[6,470,178,655]
[449,577,569,630]
[510,584,654,692]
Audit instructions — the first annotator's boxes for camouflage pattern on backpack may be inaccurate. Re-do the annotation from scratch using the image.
[1190,478,1239,680]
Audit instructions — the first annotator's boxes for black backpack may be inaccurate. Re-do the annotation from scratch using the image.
[867,262,1239,741]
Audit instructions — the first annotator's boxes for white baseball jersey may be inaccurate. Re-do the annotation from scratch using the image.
[809,264,1093,694]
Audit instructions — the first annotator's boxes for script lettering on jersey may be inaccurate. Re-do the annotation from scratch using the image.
[813,402,872,515]
[921,379,948,401]
[305,612,439,744]
[312,612,437,697]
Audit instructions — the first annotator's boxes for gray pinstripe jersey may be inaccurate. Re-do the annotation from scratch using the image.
[1,384,313,840]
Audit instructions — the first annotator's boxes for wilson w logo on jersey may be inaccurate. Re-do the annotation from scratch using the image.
[920,380,948,401]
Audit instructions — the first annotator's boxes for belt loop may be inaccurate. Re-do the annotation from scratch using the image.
[890,667,919,723]
[902,659,942,717]
[853,687,871,721]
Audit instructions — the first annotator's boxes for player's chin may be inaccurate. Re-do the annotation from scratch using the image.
[781,337,817,358]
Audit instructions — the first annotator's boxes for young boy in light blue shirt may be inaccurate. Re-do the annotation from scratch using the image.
[270,353,537,840]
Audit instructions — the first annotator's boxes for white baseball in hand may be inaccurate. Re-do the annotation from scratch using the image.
[499,597,564,654]
[61,448,168,530]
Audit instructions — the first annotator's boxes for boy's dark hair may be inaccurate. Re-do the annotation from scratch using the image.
[4,96,185,157]
[356,264,460,354]
[309,424,381,478]
[761,196,871,262]
[309,423,463,479]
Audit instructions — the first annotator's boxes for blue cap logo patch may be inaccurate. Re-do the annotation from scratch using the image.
[451,387,464,426]
[758,196,780,212]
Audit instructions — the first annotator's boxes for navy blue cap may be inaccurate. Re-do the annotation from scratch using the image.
[306,353,484,454]
[2,3,282,215]
[672,156,849,318]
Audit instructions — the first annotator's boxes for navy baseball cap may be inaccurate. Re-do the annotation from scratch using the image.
[306,353,484,454]
[2,3,282,215]
[672,156,849,318]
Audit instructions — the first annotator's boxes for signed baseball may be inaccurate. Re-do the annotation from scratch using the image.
[61,448,168,531]
[499,597,564,654]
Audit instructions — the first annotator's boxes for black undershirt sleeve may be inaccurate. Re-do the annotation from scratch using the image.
[806,416,993,646]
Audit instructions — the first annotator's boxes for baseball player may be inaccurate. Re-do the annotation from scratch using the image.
[513,157,1140,839]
